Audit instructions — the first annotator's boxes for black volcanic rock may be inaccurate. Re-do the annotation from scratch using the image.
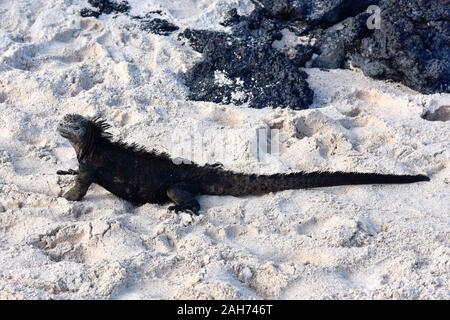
[134,16,179,35]
[80,2,179,36]
[79,0,449,108]
[80,0,130,17]
[180,1,383,109]
[181,29,313,109]
[247,0,450,95]
[256,0,379,29]
[352,0,450,94]
[311,12,373,69]
[181,6,314,109]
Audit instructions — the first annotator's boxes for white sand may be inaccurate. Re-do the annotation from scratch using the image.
[0,0,449,299]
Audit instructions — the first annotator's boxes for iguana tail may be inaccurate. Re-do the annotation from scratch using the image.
[201,171,430,196]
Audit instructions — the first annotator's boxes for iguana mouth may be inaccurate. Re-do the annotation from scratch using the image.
[57,124,71,138]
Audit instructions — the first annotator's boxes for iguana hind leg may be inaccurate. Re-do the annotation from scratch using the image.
[166,183,200,215]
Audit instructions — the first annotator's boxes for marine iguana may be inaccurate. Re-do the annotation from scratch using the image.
[57,114,430,215]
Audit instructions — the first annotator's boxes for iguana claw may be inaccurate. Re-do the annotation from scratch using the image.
[168,204,199,216]
[206,162,224,169]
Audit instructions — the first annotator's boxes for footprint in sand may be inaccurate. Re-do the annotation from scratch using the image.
[297,215,378,248]
[353,89,404,107]
[0,91,6,104]
[200,105,247,127]
[32,220,119,263]
[339,106,361,118]
[293,110,331,139]
[32,224,88,263]
[422,105,450,122]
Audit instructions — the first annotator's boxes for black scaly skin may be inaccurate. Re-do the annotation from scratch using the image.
[57,114,430,215]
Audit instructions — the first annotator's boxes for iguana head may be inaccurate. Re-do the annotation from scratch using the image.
[58,114,111,160]
[58,114,90,142]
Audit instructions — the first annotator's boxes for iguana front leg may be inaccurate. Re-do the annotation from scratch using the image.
[57,169,79,175]
[64,170,93,201]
